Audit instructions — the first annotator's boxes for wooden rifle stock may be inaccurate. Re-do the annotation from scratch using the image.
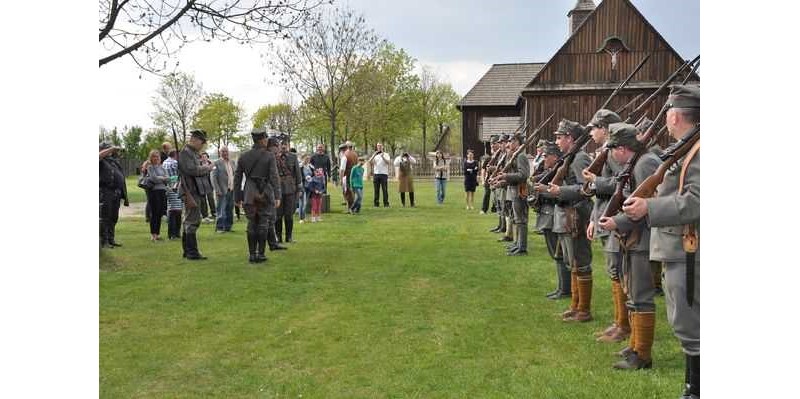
[628,126,700,200]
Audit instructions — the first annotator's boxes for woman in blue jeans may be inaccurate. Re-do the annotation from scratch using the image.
[433,151,448,205]
[299,155,314,223]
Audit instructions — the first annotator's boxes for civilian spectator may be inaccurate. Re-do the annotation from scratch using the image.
[299,154,314,223]
[163,150,183,240]
[463,149,479,210]
[368,142,391,207]
[310,144,332,182]
[145,150,170,241]
[309,168,326,222]
[160,141,173,163]
[212,146,236,232]
[350,157,365,214]
[394,152,416,207]
[339,141,358,212]
[433,151,449,205]
[199,151,216,223]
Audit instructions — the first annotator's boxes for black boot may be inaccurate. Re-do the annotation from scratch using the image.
[268,225,286,251]
[274,220,283,243]
[546,261,564,298]
[680,354,700,398]
[400,193,406,207]
[508,225,528,256]
[185,233,207,260]
[550,262,572,299]
[247,232,258,263]
[108,223,122,247]
[285,218,294,243]
[409,192,415,207]
[256,231,268,262]
[181,231,188,258]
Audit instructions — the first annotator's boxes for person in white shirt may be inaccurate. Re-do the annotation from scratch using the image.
[368,142,391,207]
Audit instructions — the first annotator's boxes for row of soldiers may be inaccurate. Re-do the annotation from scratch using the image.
[177,128,302,263]
[484,84,700,399]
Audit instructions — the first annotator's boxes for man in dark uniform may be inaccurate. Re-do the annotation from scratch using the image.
[496,133,530,256]
[178,129,214,260]
[623,85,700,398]
[235,128,281,263]
[535,119,594,322]
[531,143,570,299]
[265,137,287,251]
[273,134,303,243]
[99,142,129,248]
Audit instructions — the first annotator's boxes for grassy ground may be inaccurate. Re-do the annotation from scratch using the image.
[101,178,684,398]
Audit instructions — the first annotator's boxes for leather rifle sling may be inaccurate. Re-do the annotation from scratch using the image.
[679,141,700,307]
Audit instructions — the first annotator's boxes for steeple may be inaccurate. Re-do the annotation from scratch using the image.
[567,0,596,35]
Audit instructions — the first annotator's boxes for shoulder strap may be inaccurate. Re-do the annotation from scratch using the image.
[678,141,700,195]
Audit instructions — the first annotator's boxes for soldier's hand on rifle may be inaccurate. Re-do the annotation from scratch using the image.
[533,183,548,193]
[581,169,597,183]
[622,197,648,221]
[547,183,561,196]
[597,216,617,231]
[586,221,595,240]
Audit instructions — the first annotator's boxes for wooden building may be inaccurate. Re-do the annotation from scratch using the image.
[458,0,699,157]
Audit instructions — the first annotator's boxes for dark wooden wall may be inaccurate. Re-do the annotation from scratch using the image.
[461,105,521,159]
[524,90,671,154]
[532,0,690,85]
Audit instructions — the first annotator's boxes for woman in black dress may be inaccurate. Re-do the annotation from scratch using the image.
[463,149,479,210]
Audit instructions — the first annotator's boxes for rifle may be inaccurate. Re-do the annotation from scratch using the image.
[489,113,554,185]
[615,93,643,116]
[579,55,699,195]
[602,124,700,218]
[600,53,652,110]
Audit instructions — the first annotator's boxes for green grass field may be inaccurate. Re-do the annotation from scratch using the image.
[101,178,684,398]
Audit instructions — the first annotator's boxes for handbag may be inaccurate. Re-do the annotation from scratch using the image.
[138,172,154,190]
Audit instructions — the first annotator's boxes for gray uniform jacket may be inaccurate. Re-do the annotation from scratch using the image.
[212,158,237,195]
[234,146,281,206]
[277,151,303,196]
[503,152,530,199]
[647,149,700,262]
[178,146,213,196]
[552,151,593,234]
[592,155,623,250]
[610,152,662,252]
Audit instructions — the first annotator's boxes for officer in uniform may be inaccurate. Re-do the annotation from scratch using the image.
[178,129,214,260]
[597,123,662,370]
[497,133,530,256]
[535,119,594,322]
[274,134,303,243]
[235,128,281,263]
[582,109,628,343]
[265,137,288,251]
[622,85,700,398]
[531,143,571,299]
[99,142,129,248]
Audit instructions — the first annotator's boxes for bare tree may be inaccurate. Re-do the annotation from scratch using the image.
[269,6,381,162]
[150,72,204,146]
[99,0,329,73]
[416,66,438,168]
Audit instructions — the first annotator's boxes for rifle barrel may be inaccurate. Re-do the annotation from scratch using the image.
[600,53,652,110]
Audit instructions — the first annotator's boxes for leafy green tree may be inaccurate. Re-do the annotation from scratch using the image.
[252,103,297,134]
[151,72,204,146]
[192,93,245,150]
[121,125,144,160]
[141,128,170,157]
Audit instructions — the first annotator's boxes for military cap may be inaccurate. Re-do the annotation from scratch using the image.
[99,142,112,150]
[278,133,291,143]
[251,127,267,141]
[554,119,585,140]
[666,84,700,109]
[511,133,525,144]
[536,139,547,148]
[266,136,280,148]
[589,109,622,128]
[189,129,207,143]
[499,134,511,142]
[607,123,644,152]
[635,117,654,134]
[543,143,561,157]
[489,134,500,144]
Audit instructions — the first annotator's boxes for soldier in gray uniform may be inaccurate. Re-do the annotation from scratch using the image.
[178,129,214,260]
[496,135,515,244]
[234,128,281,263]
[623,85,700,398]
[497,133,530,256]
[582,109,628,343]
[535,119,594,322]
[487,135,505,233]
[597,123,662,370]
[274,134,303,243]
[531,143,571,299]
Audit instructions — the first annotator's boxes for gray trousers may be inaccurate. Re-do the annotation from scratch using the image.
[623,251,656,312]
[558,233,592,273]
[511,197,528,224]
[664,260,700,355]
[600,236,622,280]
[244,202,272,235]
[182,194,203,234]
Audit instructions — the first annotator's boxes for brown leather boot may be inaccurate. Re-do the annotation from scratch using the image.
[561,270,579,319]
[569,274,593,322]
[613,311,654,370]
[615,311,636,357]
[595,282,620,337]
[616,282,631,333]
[597,325,630,343]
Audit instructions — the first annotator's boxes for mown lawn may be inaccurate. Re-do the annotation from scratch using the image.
[101,178,684,398]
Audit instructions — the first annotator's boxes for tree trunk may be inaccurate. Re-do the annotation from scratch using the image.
[329,112,337,165]
[421,120,427,172]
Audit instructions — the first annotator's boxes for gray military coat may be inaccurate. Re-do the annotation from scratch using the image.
[503,151,530,199]
[610,152,662,252]
[552,151,593,234]
[178,146,213,197]
[234,145,281,206]
[647,148,700,262]
[276,151,303,196]
[592,153,623,251]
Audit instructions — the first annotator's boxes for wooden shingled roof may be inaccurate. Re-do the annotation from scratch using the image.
[458,63,545,109]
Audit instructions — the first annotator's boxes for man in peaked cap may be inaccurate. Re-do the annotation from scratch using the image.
[535,119,594,322]
[582,109,629,343]
[234,128,281,263]
[493,134,515,243]
[99,142,129,248]
[178,129,214,260]
[596,123,662,370]
[274,133,302,243]
[496,132,530,255]
[479,135,500,214]
[487,134,507,231]
[622,84,700,398]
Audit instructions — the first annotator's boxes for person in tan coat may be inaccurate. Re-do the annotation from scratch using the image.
[394,152,416,207]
